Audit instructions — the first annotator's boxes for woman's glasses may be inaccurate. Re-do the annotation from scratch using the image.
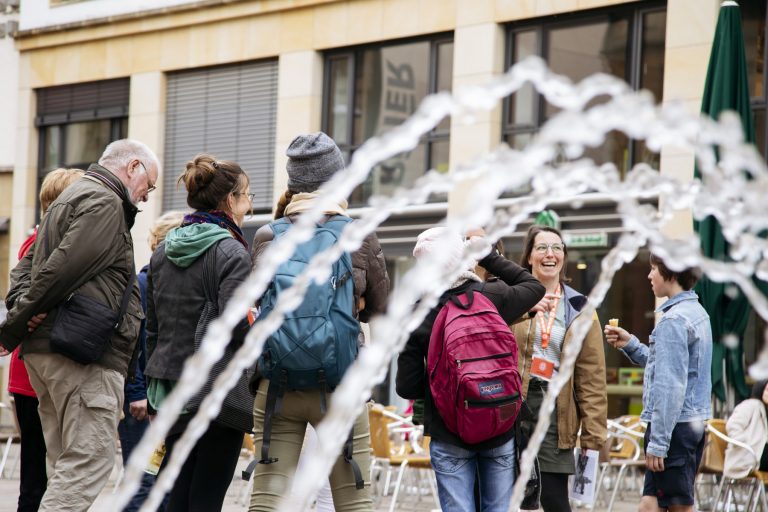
[534,243,565,254]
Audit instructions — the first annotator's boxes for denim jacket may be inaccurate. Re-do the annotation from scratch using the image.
[620,290,712,457]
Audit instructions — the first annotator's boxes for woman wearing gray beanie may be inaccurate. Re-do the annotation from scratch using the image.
[248,132,389,512]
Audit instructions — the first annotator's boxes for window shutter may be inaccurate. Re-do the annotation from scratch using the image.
[163,60,279,212]
[36,78,130,126]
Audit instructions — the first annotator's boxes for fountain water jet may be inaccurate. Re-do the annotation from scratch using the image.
[109,56,768,512]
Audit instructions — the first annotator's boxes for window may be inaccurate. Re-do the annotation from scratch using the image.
[741,1,768,368]
[744,1,767,157]
[36,79,129,186]
[504,3,666,177]
[163,60,279,212]
[323,35,453,206]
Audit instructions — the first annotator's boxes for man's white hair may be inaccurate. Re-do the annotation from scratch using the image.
[98,139,160,173]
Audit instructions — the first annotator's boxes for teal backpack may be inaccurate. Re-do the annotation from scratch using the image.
[257,215,359,390]
[254,215,364,488]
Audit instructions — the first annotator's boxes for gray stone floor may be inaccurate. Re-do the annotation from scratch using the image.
[0,441,641,511]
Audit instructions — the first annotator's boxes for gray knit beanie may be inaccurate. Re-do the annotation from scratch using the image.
[286,132,345,193]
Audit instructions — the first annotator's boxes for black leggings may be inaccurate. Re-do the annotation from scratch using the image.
[540,472,572,512]
[13,393,47,512]
[161,421,243,512]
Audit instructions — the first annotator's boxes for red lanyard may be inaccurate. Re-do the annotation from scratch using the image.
[536,285,561,349]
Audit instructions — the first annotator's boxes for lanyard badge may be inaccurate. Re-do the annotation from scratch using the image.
[536,284,561,349]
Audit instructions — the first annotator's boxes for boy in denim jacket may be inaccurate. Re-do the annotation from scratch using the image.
[605,254,712,512]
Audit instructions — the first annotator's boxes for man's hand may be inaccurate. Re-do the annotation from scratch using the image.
[645,454,665,472]
[0,346,10,357]
[604,325,631,349]
[129,399,149,422]
[27,313,48,332]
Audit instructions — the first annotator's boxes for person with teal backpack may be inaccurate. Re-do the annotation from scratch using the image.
[249,132,389,512]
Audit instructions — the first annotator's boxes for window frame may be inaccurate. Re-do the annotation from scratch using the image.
[502,1,667,168]
[749,3,768,157]
[321,33,454,205]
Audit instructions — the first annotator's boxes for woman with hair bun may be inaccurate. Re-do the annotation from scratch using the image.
[145,154,253,512]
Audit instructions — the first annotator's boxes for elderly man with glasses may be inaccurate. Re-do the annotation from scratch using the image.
[0,139,160,511]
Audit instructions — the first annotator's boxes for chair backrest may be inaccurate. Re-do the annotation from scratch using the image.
[604,416,645,461]
[700,418,727,474]
[368,405,394,459]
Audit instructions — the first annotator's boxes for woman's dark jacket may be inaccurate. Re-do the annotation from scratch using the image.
[124,265,149,403]
[144,238,251,380]
[395,252,545,450]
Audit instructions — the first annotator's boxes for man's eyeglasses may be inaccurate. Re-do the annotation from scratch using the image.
[534,243,565,254]
[138,162,156,193]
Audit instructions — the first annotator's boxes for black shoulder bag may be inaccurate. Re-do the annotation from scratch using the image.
[50,271,135,365]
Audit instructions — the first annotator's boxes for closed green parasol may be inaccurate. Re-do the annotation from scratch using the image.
[694,0,754,402]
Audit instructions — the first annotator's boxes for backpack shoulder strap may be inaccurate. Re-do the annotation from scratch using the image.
[442,281,486,310]
[201,242,220,302]
[269,217,292,237]
[321,215,353,234]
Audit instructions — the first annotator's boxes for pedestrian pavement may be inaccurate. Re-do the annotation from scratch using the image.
[0,441,639,511]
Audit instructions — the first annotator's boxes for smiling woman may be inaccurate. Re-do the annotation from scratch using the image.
[512,224,608,512]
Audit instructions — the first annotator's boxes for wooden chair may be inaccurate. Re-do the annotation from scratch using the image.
[368,403,436,512]
[704,419,768,512]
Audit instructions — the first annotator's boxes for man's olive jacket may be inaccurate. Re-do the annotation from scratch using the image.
[1,165,143,375]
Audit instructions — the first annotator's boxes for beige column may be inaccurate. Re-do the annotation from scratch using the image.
[446,18,505,220]
[10,76,38,266]
[272,50,324,209]
[659,0,720,238]
[128,71,166,267]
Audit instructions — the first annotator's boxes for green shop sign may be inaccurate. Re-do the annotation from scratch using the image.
[563,232,608,248]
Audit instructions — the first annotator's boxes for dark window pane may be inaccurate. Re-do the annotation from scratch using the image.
[371,142,427,196]
[755,107,766,157]
[328,57,351,143]
[581,130,630,175]
[65,120,112,168]
[351,143,429,203]
[430,138,450,173]
[354,42,430,144]
[510,30,538,125]
[435,42,454,133]
[632,139,660,171]
[545,19,628,119]
[640,10,667,103]
[742,0,766,99]
[42,125,61,173]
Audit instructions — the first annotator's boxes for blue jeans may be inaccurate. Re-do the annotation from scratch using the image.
[429,438,516,512]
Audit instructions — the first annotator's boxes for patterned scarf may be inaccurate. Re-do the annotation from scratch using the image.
[181,210,248,249]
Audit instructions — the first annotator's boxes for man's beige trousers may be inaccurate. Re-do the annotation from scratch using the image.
[25,352,124,512]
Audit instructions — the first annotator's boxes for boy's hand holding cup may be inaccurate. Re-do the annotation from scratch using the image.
[604,318,631,349]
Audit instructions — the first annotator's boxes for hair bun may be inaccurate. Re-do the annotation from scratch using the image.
[180,154,218,194]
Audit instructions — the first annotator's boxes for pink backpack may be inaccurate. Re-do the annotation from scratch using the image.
[428,285,522,444]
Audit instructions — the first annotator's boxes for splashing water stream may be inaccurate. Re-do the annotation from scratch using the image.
[113,56,768,512]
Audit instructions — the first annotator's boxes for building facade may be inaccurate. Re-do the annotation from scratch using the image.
[5,0,766,408]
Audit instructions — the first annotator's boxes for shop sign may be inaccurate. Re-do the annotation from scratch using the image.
[564,232,608,248]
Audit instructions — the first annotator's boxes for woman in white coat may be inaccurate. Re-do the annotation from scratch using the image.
[724,380,768,478]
